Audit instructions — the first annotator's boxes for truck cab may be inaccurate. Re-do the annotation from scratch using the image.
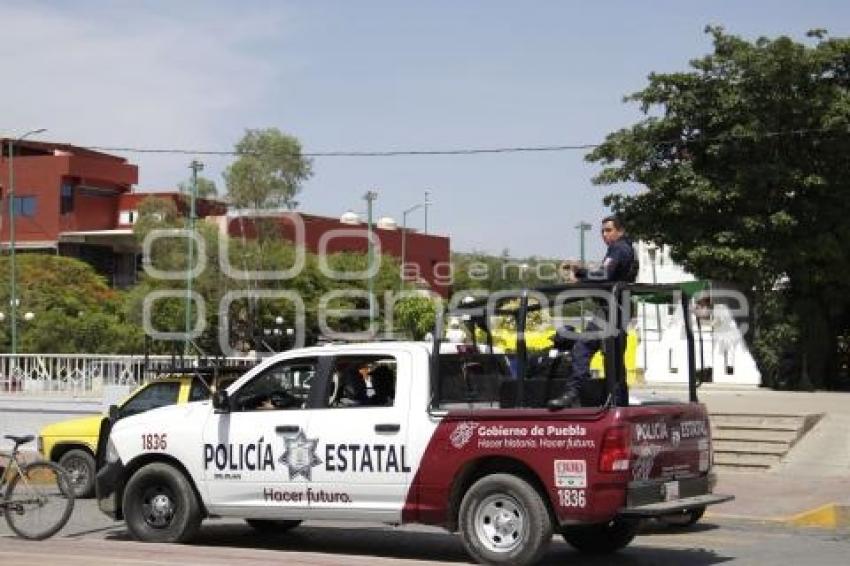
[96,283,732,566]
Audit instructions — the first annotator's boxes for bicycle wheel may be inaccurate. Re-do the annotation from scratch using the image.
[4,461,75,540]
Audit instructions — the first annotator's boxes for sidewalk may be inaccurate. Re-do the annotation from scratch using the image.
[698,387,850,527]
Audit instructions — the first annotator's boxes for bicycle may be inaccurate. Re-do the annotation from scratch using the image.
[0,435,75,540]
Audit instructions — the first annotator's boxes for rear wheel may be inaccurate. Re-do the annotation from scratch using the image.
[4,461,75,540]
[458,473,552,566]
[123,463,201,543]
[561,517,639,554]
[59,449,96,499]
[245,519,302,533]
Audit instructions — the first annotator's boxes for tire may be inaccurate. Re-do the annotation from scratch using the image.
[122,463,201,543]
[458,473,552,566]
[245,519,302,533]
[59,449,96,499]
[4,461,75,540]
[659,506,706,527]
[561,517,639,554]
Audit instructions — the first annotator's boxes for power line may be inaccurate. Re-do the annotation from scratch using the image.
[81,126,849,158]
[82,143,602,157]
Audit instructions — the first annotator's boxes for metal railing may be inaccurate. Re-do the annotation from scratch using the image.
[0,354,256,396]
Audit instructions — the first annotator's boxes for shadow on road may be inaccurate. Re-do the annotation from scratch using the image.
[638,519,721,536]
[105,523,732,565]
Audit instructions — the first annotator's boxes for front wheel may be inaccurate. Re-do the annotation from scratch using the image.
[59,449,96,499]
[123,463,201,543]
[458,474,552,566]
[561,517,639,554]
[4,461,75,540]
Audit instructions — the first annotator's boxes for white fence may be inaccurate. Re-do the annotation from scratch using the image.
[0,354,257,397]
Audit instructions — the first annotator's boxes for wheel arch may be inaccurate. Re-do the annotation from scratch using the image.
[50,442,95,463]
[115,453,208,521]
[446,456,556,532]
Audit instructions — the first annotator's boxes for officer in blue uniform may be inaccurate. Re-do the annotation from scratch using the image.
[548,215,637,409]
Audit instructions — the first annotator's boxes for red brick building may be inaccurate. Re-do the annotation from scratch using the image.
[0,140,224,286]
[226,212,451,296]
[1,140,452,295]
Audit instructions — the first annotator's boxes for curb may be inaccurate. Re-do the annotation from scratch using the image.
[785,503,850,529]
[706,503,850,530]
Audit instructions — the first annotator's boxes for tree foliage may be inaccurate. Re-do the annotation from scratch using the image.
[130,196,403,355]
[0,255,143,353]
[393,295,437,340]
[224,128,313,209]
[587,27,850,388]
[178,176,218,198]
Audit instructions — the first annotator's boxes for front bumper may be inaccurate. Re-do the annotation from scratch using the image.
[95,458,125,520]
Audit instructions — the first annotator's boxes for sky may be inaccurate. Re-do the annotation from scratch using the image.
[2,0,848,259]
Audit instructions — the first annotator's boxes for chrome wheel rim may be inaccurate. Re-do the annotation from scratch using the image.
[141,486,176,529]
[63,457,89,493]
[473,493,526,553]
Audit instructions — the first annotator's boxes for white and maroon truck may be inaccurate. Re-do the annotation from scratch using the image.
[97,284,732,565]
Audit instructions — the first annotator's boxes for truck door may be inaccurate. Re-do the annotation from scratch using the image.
[201,356,321,518]
[304,351,413,522]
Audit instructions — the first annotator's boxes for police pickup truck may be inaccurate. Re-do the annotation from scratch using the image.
[96,284,732,566]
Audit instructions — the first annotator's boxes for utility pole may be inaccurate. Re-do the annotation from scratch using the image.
[401,190,432,283]
[575,221,592,331]
[424,189,431,234]
[186,159,203,354]
[575,221,591,267]
[364,190,378,327]
[7,128,46,355]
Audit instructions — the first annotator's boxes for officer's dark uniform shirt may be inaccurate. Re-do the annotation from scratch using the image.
[578,237,637,283]
[603,238,637,282]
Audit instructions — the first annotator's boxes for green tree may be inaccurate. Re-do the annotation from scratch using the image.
[0,255,143,354]
[178,176,218,198]
[586,27,850,388]
[393,295,438,340]
[224,128,313,209]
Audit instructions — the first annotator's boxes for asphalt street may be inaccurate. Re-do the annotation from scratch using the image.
[1,500,849,565]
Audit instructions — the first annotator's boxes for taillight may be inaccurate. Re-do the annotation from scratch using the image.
[599,426,630,473]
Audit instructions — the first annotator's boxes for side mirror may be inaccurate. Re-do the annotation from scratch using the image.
[108,404,120,422]
[213,390,232,413]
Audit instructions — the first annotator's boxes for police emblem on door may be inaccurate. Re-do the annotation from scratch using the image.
[279,431,323,481]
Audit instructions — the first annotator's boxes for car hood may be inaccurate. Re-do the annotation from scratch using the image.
[40,414,104,437]
[114,400,205,433]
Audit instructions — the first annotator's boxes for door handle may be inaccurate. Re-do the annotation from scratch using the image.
[276,425,301,434]
[375,423,400,433]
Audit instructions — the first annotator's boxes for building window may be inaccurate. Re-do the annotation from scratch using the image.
[60,183,74,214]
[12,196,37,217]
[119,210,137,225]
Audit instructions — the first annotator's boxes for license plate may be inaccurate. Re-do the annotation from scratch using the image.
[664,480,680,501]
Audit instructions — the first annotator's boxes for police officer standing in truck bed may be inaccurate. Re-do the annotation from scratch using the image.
[548,215,637,409]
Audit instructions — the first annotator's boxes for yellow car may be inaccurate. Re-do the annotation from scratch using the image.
[39,373,238,498]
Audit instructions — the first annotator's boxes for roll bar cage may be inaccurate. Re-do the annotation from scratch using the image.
[429,282,699,409]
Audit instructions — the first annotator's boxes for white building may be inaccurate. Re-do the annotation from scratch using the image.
[633,242,760,386]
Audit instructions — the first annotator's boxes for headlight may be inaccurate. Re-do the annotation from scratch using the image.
[105,438,120,464]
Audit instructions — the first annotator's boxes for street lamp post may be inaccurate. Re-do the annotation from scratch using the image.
[363,190,378,327]
[400,191,432,283]
[575,221,591,330]
[575,221,591,267]
[186,159,202,354]
[7,128,46,355]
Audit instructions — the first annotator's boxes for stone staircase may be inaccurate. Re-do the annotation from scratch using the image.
[710,412,822,472]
